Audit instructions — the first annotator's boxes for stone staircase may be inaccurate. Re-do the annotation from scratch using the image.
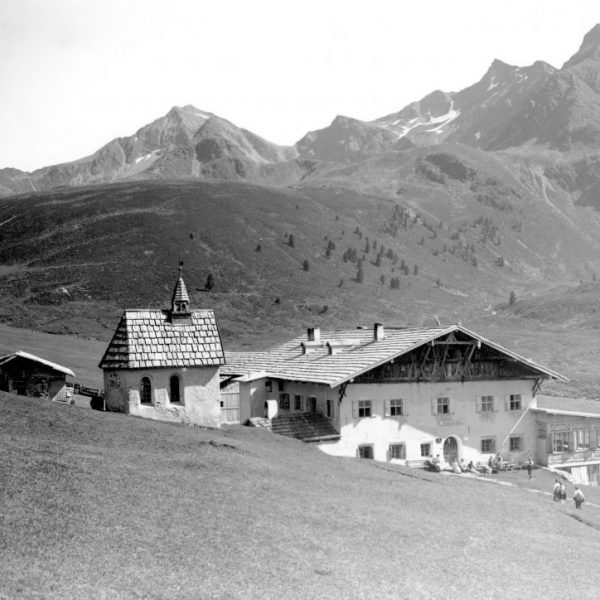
[248,412,340,442]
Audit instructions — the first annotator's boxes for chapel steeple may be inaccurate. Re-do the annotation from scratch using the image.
[171,261,191,317]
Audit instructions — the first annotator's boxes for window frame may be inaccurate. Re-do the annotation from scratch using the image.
[480,395,494,412]
[358,445,374,459]
[358,400,372,418]
[169,374,182,404]
[294,394,303,411]
[509,435,522,451]
[140,376,152,405]
[279,393,290,410]
[420,443,431,457]
[509,394,522,411]
[388,398,403,417]
[553,431,570,453]
[388,443,406,460]
[437,397,450,415]
[481,437,496,453]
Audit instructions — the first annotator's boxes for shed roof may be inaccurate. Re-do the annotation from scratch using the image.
[99,309,225,370]
[0,351,75,377]
[534,395,600,418]
[223,324,566,387]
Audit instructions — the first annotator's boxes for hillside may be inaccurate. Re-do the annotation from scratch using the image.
[3,393,600,599]
[1,178,600,347]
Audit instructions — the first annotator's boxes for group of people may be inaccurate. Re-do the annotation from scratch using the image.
[426,455,491,475]
[428,454,587,510]
[553,479,586,509]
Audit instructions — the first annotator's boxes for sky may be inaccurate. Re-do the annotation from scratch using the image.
[1,0,600,171]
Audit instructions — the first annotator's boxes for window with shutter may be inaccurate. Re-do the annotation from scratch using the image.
[389,398,403,416]
[357,400,372,418]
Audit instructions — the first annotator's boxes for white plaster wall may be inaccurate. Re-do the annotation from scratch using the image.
[242,378,338,423]
[103,367,221,427]
[319,379,537,464]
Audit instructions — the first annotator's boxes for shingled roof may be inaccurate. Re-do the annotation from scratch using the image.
[223,324,566,387]
[99,309,225,370]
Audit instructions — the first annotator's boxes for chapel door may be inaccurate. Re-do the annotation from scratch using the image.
[443,436,458,464]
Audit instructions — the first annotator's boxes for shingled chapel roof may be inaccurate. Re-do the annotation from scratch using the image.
[99,273,225,370]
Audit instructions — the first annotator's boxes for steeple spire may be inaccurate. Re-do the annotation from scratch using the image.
[171,261,190,316]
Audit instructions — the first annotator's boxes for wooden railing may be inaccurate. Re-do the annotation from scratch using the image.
[548,449,600,464]
[73,383,104,398]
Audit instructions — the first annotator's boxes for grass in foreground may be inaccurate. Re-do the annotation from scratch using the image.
[2,392,600,599]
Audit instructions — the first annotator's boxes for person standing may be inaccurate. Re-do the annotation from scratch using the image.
[553,479,561,502]
[526,456,534,480]
[559,482,567,504]
[573,487,585,510]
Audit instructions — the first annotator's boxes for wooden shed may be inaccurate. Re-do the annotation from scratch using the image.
[0,351,75,402]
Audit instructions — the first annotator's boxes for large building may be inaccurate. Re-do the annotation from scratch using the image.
[99,272,225,427]
[223,323,567,466]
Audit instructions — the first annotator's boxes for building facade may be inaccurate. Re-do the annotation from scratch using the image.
[0,351,75,402]
[223,324,566,467]
[99,274,225,427]
[534,396,600,485]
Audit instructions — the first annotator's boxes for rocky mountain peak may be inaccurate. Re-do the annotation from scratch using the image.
[563,24,600,69]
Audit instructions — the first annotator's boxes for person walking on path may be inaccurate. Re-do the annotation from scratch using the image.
[553,479,561,502]
[526,457,534,480]
[573,487,585,510]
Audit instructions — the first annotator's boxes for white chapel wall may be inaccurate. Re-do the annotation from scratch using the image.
[104,366,221,427]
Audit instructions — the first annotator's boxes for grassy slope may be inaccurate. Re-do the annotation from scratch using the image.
[2,177,600,346]
[3,393,600,599]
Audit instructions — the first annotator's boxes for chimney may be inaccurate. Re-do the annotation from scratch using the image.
[374,323,384,341]
[307,327,320,342]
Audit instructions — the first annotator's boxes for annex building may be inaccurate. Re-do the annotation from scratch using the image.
[223,323,568,467]
[0,351,75,402]
[99,272,225,427]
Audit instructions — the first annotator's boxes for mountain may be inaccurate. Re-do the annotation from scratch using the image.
[3,26,600,363]
[296,115,413,163]
[0,106,301,196]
